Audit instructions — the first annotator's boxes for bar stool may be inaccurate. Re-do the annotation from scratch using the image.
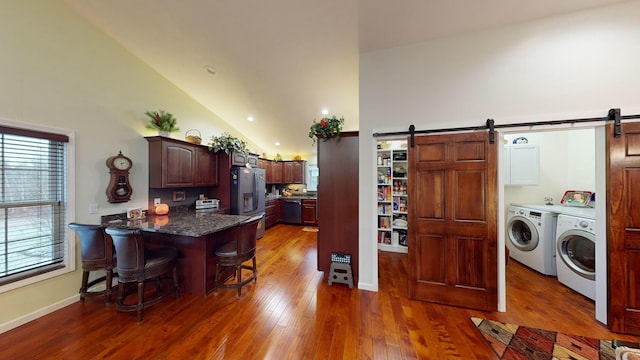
[213,215,262,298]
[68,223,116,304]
[105,227,179,322]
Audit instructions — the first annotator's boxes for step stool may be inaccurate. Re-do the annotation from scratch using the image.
[328,262,353,288]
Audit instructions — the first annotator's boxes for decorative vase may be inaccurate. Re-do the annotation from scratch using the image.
[158,131,170,137]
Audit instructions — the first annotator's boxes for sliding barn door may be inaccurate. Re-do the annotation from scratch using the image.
[408,131,498,311]
[607,121,640,335]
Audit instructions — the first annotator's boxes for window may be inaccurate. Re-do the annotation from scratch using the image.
[306,163,318,191]
[0,125,70,287]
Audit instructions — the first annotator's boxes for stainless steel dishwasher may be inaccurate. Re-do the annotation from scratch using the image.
[283,198,302,224]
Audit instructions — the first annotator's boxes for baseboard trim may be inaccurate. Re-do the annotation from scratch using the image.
[357,281,377,292]
[0,294,79,334]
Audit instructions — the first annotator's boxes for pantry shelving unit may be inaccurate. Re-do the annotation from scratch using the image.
[376,140,409,254]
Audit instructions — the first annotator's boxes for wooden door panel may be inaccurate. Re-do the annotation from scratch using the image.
[409,131,497,311]
[416,234,446,283]
[415,170,445,219]
[607,122,640,335]
[456,235,487,289]
[452,140,486,161]
[454,170,486,221]
[417,143,446,162]
[627,169,640,226]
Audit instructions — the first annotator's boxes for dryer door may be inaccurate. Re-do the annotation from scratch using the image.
[507,215,539,251]
[557,229,595,280]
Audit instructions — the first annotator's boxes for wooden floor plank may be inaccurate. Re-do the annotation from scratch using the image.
[2,224,639,359]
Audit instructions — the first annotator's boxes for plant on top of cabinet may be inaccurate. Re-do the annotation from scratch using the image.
[308,115,344,145]
[208,132,249,155]
[145,110,179,133]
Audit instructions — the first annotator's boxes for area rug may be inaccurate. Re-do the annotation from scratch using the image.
[302,226,318,232]
[470,317,616,359]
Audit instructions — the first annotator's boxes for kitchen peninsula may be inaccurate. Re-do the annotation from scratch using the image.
[104,208,250,296]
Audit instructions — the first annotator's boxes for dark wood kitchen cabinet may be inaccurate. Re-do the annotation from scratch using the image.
[146,136,217,188]
[271,161,283,184]
[258,158,269,171]
[194,145,218,186]
[261,159,305,185]
[302,199,317,226]
[283,161,293,184]
[292,161,305,184]
[258,158,273,183]
[317,132,358,284]
[265,198,284,228]
[283,161,305,184]
[230,151,258,167]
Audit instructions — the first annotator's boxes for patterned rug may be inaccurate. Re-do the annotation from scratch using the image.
[470,317,616,359]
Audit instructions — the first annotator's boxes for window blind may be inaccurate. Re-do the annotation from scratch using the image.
[0,128,68,284]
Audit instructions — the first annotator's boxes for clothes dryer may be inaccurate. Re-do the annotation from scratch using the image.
[506,206,558,276]
[555,214,596,300]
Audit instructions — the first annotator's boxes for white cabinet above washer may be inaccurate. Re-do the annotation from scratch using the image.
[504,144,539,186]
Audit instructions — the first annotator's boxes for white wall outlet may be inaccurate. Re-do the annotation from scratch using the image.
[89,203,99,214]
[154,198,161,205]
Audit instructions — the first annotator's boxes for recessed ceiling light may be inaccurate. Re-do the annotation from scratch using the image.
[204,65,216,75]
[247,116,255,122]
[321,109,329,115]
[275,141,281,146]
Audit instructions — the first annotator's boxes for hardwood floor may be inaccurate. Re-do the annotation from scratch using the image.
[2,224,638,359]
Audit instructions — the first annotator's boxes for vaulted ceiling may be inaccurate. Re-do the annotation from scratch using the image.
[64,0,627,157]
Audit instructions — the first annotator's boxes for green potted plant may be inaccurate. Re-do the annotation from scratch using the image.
[208,132,249,154]
[145,110,179,136]
[308,115,344,145]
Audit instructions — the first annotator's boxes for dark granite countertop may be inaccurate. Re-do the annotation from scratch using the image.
[103,208,250,237]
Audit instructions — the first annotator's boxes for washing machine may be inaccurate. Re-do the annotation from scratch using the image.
[506,206,558,276]
[555,214,596,300]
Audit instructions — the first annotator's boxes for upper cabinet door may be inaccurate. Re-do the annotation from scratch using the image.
[162,141,194,187]
[283,162,293,184]
[271,161,283,184]
[505,144,539,186]
[193,146,218,187]
[292,161,305,184]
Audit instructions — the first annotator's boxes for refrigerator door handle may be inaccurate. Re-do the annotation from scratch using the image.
[252,172,259,212]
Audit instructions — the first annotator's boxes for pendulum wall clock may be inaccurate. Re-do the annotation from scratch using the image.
[105,151,133,203]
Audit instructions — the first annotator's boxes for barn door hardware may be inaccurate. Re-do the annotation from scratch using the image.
[486,119,495,144]
[609,108,621,137]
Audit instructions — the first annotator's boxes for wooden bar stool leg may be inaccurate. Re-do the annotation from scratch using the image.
[105,269,113,304]
[236,264,242,299]
[80,270,90,302]
[137,281,144,322]
[253,258,257,282]
[173,267,180,298]
[117,282,126,313]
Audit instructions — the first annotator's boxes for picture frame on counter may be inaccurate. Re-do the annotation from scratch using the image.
[127,207,144,220]
[173,191,186,202]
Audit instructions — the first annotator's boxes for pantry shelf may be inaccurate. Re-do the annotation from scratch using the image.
[376,141,409,253]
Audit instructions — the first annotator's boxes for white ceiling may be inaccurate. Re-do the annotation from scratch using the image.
[63,0,627,157]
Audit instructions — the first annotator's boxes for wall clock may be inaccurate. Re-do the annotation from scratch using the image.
[105,151,133,203]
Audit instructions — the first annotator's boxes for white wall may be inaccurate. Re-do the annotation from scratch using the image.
[358,0,640,310]
[504,128,596,207]
[0,1,259,329]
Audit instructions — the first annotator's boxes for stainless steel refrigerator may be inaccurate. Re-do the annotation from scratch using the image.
[230,166,266,239]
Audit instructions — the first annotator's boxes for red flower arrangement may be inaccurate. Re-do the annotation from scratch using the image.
[308,115,344,145]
